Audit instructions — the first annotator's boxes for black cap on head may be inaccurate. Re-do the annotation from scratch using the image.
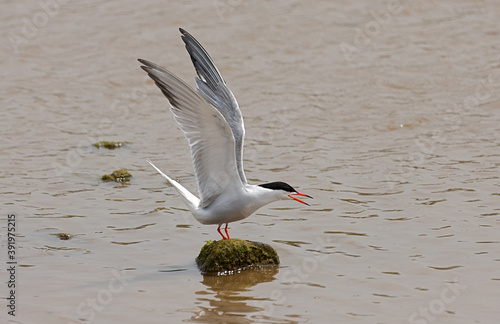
[259,181,297,193]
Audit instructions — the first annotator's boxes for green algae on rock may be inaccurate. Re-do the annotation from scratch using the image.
[101,168,132,182]
[196,239,279,273]
[54,233,73,240]
[93,141,123,149]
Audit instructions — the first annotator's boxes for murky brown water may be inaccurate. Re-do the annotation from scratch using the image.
[2,0,500,323]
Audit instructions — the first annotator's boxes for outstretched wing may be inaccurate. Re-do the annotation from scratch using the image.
[180,28,247,184]
[139,59,243,208]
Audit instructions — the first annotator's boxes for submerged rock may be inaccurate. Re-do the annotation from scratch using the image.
[101,168,132,182]
[196,239,280,273]
[54,233,73,240]
[93,141,123,149]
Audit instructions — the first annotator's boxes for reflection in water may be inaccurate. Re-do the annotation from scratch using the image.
[190,267,279,323]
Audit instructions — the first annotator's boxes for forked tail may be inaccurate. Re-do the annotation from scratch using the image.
[146,159,200,211]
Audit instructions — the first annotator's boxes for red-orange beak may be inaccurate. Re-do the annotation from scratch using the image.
[288,192,313,206]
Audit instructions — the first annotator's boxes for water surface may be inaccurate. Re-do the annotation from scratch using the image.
[1,1,499,323]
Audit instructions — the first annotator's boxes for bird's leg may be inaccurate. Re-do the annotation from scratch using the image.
[224,223,230,239]
[217,224,227,240]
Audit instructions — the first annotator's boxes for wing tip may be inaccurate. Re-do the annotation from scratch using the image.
[138,58,156,70]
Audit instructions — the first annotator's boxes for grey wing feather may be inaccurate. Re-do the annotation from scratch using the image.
[139,58,243,207]
[179,28,247,184]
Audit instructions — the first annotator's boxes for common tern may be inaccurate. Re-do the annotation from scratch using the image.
[140,28,312,239]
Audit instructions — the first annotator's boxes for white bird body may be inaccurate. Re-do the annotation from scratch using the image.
[146,160,285,225]
[140,28,311,239]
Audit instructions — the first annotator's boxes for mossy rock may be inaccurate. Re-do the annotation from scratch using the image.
[101,168,132,182]
[196,239,279,273]
[93,141,123,149]
[53,233,72,240]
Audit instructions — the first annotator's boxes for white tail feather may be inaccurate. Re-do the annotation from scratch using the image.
[146,159,200,211]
